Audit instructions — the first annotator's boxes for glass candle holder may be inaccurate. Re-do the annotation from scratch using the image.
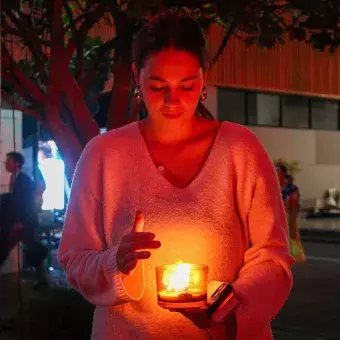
[155,263,208,309]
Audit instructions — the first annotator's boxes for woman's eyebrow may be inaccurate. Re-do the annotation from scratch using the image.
[148,75,199,82]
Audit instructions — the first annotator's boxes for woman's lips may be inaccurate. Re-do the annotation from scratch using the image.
[162,111,183,119]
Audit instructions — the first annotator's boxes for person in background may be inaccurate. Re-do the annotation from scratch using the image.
[276,164,306,263]
[59,10,294,340]
[0,152,49,289]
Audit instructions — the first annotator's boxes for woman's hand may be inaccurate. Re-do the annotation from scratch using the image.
[172,308,235,339]
[177,307,211,329]
[117,211,161,275]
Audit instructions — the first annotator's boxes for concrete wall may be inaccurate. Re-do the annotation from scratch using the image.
[210,85,340,204]
[0,109,23,274]
[249,126,340,202]
[204,85,218,119]
[0,109,22,194]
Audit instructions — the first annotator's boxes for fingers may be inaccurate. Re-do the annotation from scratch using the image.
[117,211,161,275]
[123,251,152,262]
[123,232,155,243]
[132,211,144,233]
[118,240,161,255]
[123,260,138,274]
[117,252,151,275]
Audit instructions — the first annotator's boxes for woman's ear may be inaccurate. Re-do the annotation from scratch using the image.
[132,62,139,84]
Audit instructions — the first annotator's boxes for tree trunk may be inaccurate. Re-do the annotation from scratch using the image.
[107,61,132,130]
[63,71,100,144]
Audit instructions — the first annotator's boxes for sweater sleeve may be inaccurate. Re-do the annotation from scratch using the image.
[57,138,143,306]
[232,131,295,339]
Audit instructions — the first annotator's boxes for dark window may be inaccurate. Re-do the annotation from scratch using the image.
[248,93,280,126]
[282,96,309,128]
[217,88,246,124]
[311,99,338,130]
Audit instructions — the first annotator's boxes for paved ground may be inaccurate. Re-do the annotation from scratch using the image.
[272,245,340,340]
[1,241,340,339]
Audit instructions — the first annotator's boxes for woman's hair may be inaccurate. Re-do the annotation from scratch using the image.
[132,10,208,71]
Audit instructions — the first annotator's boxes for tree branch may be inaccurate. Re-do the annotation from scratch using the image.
[2,70,35,106]
[3,8,49,82]
[62,71,99,142]
[209,20,236,68]
[62,0,77,36]
[1,49,47,104]
[1,90,42,121]
[79,37,116,93]
[74,0,86,12]
[79,67,96,94]
[65,2,110,62]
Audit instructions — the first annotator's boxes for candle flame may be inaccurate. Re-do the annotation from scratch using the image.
[162,262,192,292]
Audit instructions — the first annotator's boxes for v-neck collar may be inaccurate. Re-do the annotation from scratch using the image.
[135,121,224,190]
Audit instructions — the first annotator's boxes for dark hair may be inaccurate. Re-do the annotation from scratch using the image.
[276,164,288,174]
[7,152,25,168]
[132,10,208,71]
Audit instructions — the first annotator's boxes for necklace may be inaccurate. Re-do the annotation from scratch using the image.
[139,120,167,175]
[139,119,194,176]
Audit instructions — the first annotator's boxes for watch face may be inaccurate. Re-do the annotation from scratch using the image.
[207,282,233,317]
[211,283,228,300]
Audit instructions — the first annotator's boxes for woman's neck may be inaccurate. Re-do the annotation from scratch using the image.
[141,117,197,145]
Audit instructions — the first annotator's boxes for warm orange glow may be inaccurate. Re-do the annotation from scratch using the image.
[162,262,198,293]
[156,262,208,308]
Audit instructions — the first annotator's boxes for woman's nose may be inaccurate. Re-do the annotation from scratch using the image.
[164,88,180,106]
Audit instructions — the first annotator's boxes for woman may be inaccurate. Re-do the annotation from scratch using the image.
[58,11,294,340]
[276,166,306,263]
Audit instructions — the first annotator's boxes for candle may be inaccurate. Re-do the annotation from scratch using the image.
[156,262,208,309]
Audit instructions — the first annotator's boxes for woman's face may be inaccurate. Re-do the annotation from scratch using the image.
[134,48,205,124]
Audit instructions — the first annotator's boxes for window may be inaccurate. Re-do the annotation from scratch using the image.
[311,99,338,130]
[217,89,246,124]
[248,93,280,126]
[282,96,309,128]
[216,87,339,131]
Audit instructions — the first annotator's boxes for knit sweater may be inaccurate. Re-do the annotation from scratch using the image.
[58,121,294,340]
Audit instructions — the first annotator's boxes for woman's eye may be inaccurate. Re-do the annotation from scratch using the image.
[150,86,166,92]
[180,86,194,91]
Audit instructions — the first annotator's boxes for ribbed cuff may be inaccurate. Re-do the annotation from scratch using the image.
[105,245,145,304]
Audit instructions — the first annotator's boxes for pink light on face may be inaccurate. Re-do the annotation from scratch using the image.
[138,48,204,123]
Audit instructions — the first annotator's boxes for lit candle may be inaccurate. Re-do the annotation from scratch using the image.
[156,262,208,309]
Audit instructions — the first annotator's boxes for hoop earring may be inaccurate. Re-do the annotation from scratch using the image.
[134,85,144,102]
[200,87,208,101]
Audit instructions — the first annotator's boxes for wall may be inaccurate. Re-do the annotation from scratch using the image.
[203,85,218,119]
[0,109,22,194]
[212,85,340,204]
[0,108,23,274]
[249,126,340,203]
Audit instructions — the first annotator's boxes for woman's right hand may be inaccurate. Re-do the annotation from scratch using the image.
[117,211,161,275]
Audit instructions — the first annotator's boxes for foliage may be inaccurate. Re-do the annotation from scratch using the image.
[2,1,340,122]
[1,0,340,176]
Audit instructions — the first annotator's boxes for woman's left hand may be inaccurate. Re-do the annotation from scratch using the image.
[170,308,230,340]
[174,307,210,329]
[171,307,228,339]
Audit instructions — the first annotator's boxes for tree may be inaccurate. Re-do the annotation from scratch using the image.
[2,0,340,180]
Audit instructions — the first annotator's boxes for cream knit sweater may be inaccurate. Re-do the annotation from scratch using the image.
[58,121,294,340]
